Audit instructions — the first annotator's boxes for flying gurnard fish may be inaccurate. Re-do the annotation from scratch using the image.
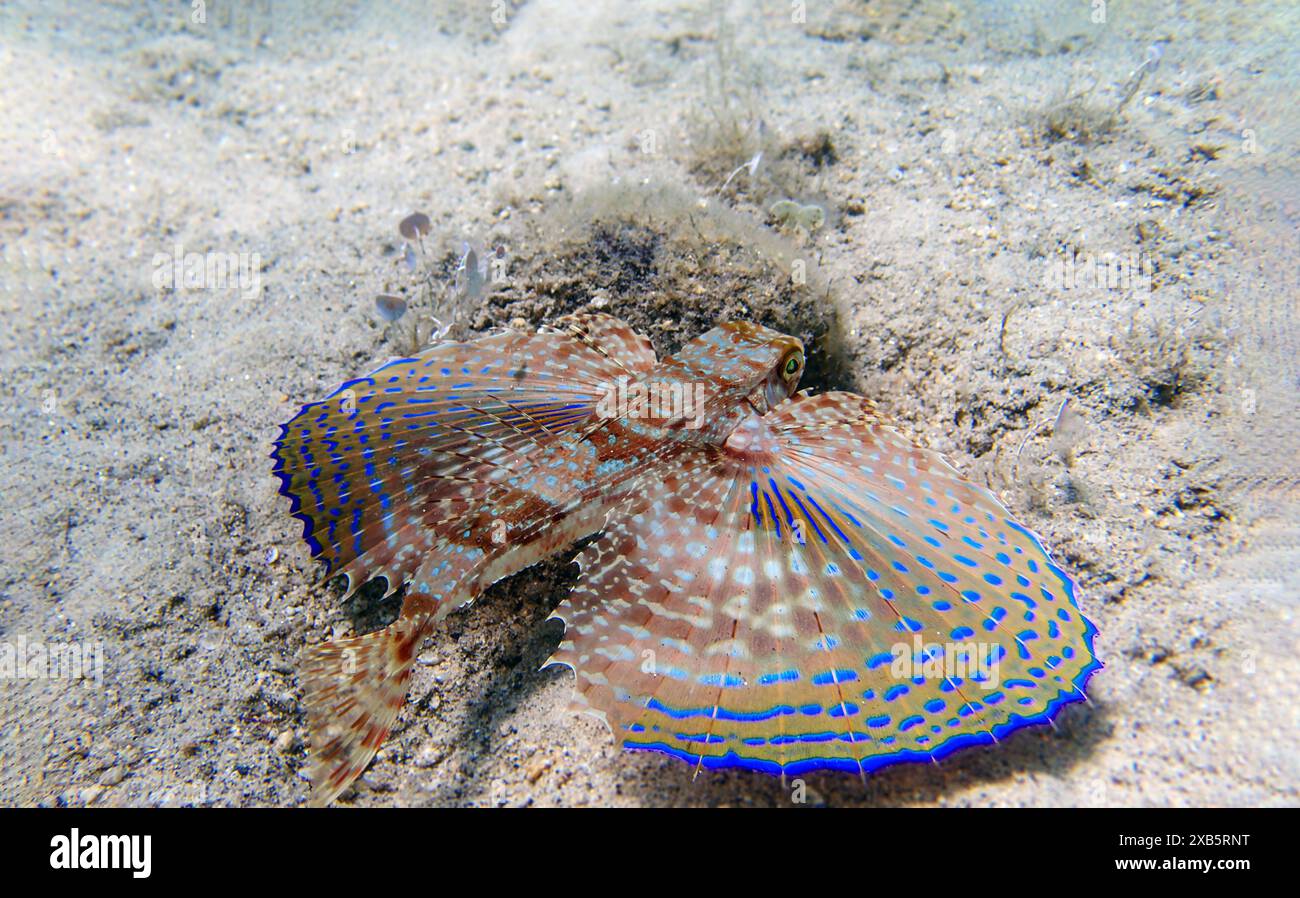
[272,313,1100,804]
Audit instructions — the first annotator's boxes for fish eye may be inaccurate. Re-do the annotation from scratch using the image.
[783,353,802,378]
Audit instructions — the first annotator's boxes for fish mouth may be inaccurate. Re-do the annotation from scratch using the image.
[747,383,774,417]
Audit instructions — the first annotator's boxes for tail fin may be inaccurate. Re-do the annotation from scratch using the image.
[301,614,431,806]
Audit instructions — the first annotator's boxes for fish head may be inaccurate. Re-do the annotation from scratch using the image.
[676,320,801,395]
[641,322,804,443]
[705,321,804,415]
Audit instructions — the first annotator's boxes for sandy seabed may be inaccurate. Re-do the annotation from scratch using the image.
[1,0,1297,807]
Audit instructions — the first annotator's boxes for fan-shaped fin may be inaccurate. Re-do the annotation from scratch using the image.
[548,391,1100,775]
[272,318,647,591]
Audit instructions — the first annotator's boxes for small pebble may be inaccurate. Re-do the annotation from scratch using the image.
[414,744,444,768]
[525,757,552,783]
